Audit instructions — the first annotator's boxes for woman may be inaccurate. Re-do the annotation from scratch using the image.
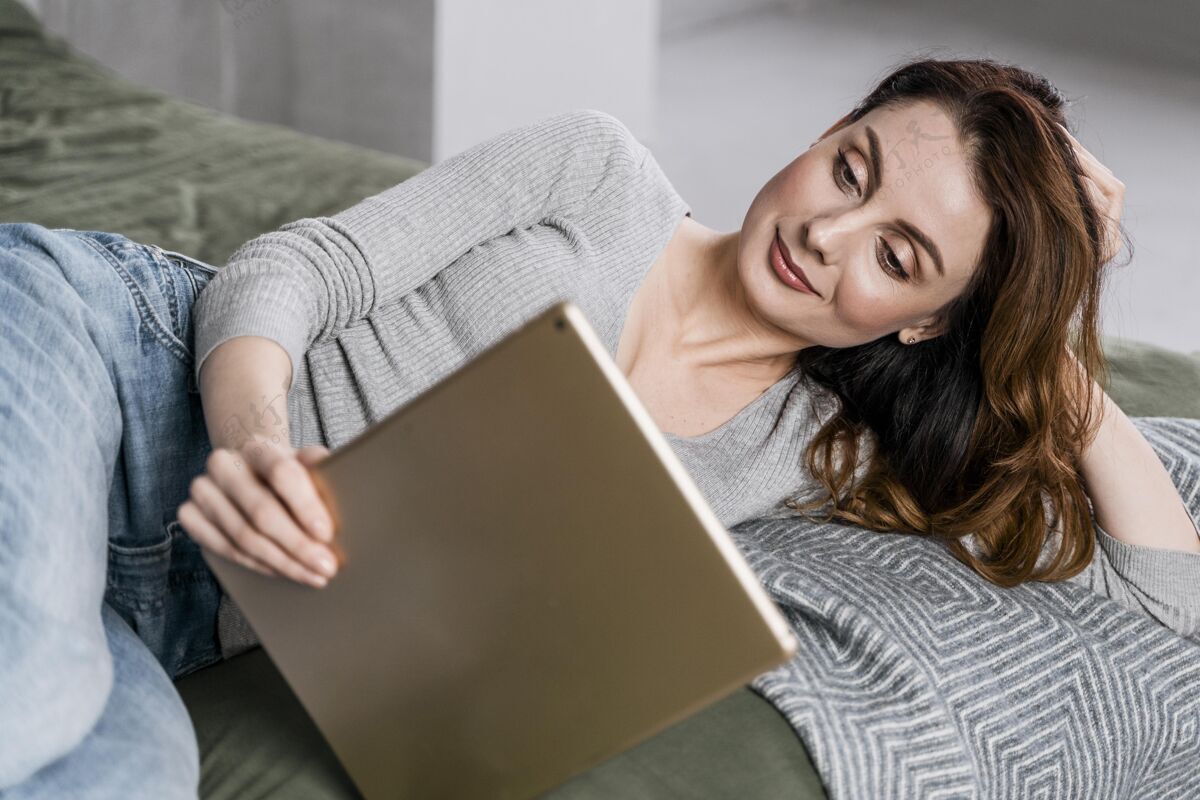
[1,56,1195,796]
[183,56,1198,599]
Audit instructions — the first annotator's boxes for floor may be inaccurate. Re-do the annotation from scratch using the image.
[653,1,1200,354]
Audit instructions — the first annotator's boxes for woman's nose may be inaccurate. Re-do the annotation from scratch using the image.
[803,217,842,265]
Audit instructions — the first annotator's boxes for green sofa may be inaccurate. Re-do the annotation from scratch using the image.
[2,2,1197,797]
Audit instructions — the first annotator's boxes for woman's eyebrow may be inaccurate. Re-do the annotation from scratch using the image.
[863,125,884,200]
[861,124,946,279]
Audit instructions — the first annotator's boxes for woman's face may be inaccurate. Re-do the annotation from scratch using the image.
[738,99,992,348]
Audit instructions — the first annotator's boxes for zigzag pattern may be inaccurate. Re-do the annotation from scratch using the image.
[730,417,1200,799]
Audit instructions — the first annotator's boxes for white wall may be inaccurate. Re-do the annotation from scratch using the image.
[433,0,657,162]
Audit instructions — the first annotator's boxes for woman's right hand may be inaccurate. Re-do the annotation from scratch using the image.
[177,438,340,588]
[1056,122,1125,265]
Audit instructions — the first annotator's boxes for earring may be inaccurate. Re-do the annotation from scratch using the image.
[908,336,917,344]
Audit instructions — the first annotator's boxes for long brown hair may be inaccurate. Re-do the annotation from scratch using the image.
[783,56,1129,587]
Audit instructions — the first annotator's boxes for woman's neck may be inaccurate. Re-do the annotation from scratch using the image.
[667,218,803,387]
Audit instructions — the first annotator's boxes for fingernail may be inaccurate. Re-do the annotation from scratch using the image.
[315,553,338,577]
[309,573,328,588]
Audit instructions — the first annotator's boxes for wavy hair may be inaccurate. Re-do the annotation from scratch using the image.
[783,56,1130,587]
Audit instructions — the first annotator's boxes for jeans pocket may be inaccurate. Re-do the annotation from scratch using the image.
[106,520,223,678]
[151,243,214,300]
[105,524,173,647]
[155,246,219,276]
[144,245,221,392]
[153,246,219,298]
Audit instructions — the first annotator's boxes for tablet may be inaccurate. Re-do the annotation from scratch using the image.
[203,300,798,799]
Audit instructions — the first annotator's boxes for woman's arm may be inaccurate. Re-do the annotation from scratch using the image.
[1053,124,1197,551]
[1063,398,1200,643]
[1078,379,1200,553]
[1058,353,1200,644]
[190,108,651,393]
[175,334,340,588]
[1053,125,1199,637]
[199,335,292,451]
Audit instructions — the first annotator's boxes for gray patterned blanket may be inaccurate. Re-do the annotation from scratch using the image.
[730,417,1200,799]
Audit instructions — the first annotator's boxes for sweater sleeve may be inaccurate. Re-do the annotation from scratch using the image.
[1071,516,1200,641]
[1063,418,1200,643]
[191,108,652,390]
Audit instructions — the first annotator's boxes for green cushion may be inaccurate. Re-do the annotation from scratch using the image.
[175,647,827,800]
[175,648,361,799]
[0,0,40,34]
[1100,336,1200,419]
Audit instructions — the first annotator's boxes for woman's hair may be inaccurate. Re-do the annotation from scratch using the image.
[783,55,1129,587]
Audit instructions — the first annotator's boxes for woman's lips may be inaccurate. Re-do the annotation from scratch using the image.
[771,229,820,296]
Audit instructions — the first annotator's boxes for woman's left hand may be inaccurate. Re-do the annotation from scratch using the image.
[1056,122,1125,264]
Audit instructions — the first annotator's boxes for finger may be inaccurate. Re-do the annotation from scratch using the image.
[1059,125,1123,235]
[1080,174,1118,235]
[1080,162,1119,200]
[1079,175,1122,262]
[1082,175,1121,235]
[1079,145,1115,179]
[1055,122,1092,160]
[209,448,338,580]
[190,470,322,585]
[177,499,274,578]
[294,446,339,541]
[200,454,336,586]
[1079,176,1114,237]
[1072,144,1117,189]
[1057,123,1117,182]
[191,477,330,588]
[1080,174,1109,207]
[296,444,331,465]
[247,443,337,544]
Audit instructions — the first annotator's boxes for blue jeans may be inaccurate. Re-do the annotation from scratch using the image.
[0,223,225,796]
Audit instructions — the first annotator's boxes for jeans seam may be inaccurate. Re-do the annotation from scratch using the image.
[150,249,219,394]
[77,236,194,365]
[177,263,205,393]
[183,264,199,300]
[110,242,185,338]
[105,590,167,612]
[150,244,220,276]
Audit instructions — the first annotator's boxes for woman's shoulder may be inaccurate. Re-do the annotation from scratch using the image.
[537,109,690,233]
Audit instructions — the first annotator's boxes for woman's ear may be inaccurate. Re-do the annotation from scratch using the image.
[899,316,949,345]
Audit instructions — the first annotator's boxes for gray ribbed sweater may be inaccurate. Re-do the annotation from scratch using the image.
[192,108,1200,656]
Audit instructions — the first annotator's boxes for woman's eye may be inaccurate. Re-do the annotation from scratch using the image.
[876,238,910,281]
[834,149,860,193]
